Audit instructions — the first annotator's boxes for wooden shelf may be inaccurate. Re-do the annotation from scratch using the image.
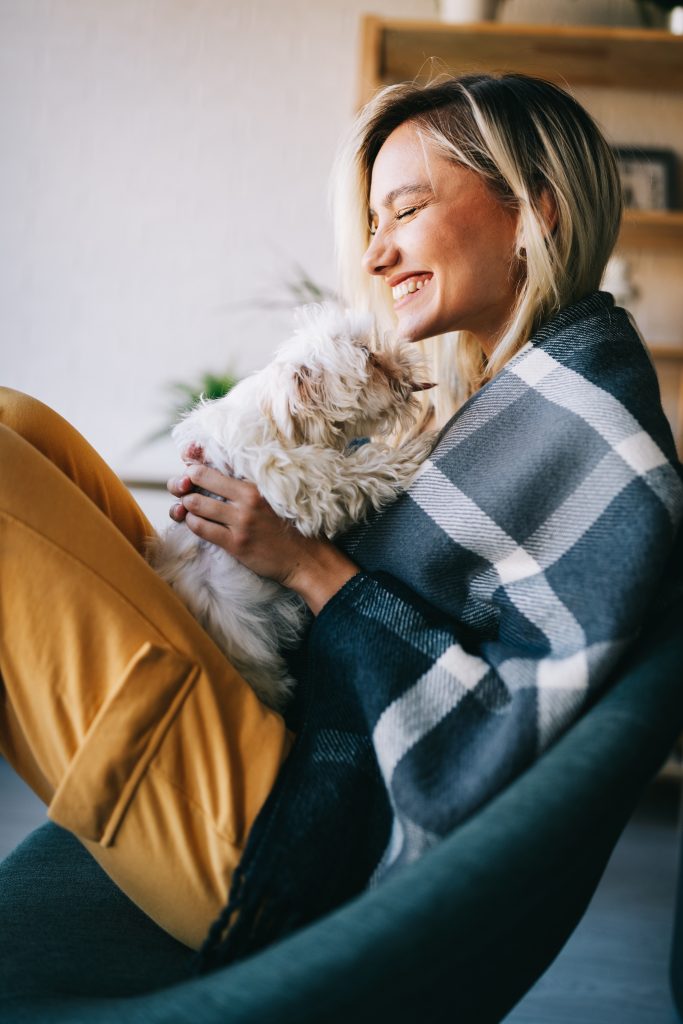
[619,210,683,250]
[358,17,683,105]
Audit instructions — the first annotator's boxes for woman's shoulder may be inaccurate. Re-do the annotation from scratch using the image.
[436,293,640,447]
[523,290,675,460]
[529,291,652,386]
[433,290,679,496]
[459,292,665,439]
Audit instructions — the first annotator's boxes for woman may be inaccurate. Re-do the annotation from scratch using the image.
[1,73,681,984]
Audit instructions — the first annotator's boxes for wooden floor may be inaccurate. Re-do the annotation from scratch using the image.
[0,758,681,1020]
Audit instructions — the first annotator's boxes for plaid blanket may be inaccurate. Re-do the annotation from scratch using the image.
[198,291,682,970]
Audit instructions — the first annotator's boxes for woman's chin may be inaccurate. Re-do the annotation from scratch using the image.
[394,294,444,343]
[396,311,440,344]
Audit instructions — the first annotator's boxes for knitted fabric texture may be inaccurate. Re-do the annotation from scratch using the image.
[197,291,683,971]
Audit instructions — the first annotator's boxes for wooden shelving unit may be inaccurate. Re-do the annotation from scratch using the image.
[357,18,683,104]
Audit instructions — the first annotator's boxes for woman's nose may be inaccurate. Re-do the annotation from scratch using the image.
[361,228,399,277]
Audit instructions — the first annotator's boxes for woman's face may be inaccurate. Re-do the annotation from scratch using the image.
[363,121,521,353]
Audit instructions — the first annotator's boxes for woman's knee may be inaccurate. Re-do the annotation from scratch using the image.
[0,387,67,449]
[0,387,153,549]
[0,387,98,486]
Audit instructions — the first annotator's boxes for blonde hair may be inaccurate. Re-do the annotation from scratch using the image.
[330,73,623,429]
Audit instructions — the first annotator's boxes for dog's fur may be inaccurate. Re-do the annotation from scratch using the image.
[147,304,435,710]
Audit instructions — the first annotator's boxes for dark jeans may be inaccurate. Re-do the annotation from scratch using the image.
[0,823,195,1000]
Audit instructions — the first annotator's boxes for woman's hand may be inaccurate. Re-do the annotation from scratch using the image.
[166,463,359,615]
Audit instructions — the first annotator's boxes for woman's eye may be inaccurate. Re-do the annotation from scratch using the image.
[368,204,419,236]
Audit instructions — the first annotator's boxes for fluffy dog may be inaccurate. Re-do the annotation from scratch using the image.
[147,304,435,710]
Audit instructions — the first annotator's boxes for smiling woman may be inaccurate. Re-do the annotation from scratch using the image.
[1,72,681,993]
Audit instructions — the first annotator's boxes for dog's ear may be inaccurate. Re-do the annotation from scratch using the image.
[367,349,434,397]
[261,362,332,446]
[262,380,296,443]
[294,366,324,408]
[290,365,336,444]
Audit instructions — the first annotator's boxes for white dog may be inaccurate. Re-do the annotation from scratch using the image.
[147,304,435,711]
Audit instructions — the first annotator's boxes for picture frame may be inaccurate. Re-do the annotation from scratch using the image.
[612,147,678,211]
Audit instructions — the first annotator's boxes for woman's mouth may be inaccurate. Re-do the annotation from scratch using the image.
[391,273,432,307]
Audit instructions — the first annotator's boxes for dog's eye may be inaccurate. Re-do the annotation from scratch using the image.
[367,351,386,374]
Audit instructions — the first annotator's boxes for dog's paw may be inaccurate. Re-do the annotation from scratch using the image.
[181,441,205,464]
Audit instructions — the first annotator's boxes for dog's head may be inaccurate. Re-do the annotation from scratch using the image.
[261,304,434,448]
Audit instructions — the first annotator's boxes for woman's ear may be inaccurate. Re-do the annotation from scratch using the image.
[537,187,558,236]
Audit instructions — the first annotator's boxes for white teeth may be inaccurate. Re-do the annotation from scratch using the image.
[391,276,429,300]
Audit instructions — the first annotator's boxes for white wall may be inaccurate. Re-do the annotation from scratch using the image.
[0,0,435,521]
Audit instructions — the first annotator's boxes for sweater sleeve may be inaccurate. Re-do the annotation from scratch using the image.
[307,459,682,879]
[304,306,683,880]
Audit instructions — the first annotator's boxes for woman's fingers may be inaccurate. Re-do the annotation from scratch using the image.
[167,473,193,521]
[166,463,264,534]
[184,511,228,547]
[167,464,245,504]
[181,489,232,525]
[166,473,193,498]
[169,502,187,522]
[186,463,252,503]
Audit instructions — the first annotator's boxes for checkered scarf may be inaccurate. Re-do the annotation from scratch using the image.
[198,291,682,970]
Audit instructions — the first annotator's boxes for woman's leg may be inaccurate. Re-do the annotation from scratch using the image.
[0,395,294,950]
[0,387,153,554]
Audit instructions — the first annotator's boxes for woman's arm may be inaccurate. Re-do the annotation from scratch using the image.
[303,488,681,882]
[167,464,360,614]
